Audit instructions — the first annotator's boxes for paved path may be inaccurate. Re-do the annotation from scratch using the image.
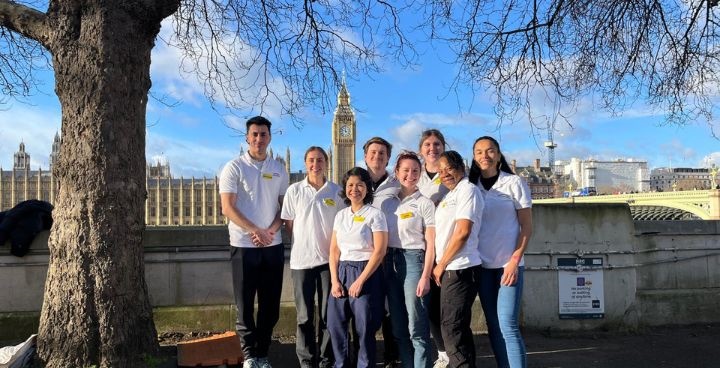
[166,323,719,367]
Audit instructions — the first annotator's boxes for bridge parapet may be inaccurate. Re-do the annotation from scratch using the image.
[534,189,720,220]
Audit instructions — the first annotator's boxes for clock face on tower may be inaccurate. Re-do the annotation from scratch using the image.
[340,124,351,137]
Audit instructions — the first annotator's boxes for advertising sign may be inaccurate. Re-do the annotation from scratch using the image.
[557,257,604,319]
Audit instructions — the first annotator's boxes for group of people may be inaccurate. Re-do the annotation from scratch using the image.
[219,116,533,368]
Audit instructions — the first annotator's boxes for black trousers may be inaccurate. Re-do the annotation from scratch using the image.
[428,280,446,352]
[231,244,285,359]
[292,264,333,368]
[440,265,482,368]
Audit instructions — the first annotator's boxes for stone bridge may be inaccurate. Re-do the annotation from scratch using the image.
[534,189,720,220]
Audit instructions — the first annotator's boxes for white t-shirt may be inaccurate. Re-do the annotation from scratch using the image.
[434,178,484,270]
[281,178,345,269]
[219,152,289,248]
[371,174,401,247]
[333,204,388,261]
[477,171,532,268]
[418,168,448,205]
[393,191,436,250]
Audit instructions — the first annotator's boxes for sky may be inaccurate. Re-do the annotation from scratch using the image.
[1,22,720,178]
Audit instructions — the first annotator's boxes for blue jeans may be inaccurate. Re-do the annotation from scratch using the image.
[384,248,431,368]
[478,266,526,368]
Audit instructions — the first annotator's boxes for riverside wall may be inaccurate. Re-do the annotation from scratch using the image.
[1,204,719,341]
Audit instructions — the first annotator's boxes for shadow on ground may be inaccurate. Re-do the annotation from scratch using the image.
[158,323,719,368]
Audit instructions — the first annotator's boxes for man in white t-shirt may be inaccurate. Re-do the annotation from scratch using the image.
[219,116,289,368]
[362,136,401,367]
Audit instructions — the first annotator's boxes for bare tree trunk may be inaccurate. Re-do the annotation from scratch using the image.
[36,2,174,366]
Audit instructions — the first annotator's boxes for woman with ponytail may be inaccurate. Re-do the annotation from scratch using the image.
[469,136,532,368]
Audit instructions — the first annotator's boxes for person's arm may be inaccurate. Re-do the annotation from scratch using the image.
[284,219,294,239]
[501,208,532,286]
[253,195,285,246]
[348,230,388,298]
[432,219,472,285]
[329,231,345,298]
[417,226,435,297]
[220,192,274,246]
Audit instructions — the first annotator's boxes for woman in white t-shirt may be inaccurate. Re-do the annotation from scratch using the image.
[384,151,436,368]
[281,146,344,368]
[469,136,532,368]
[327,167,388,368]
[431,151,484,368]
[416,129,450,368]
[418,129,449,205]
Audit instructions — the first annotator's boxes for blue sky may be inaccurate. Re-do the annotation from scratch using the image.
[1,22,719,178]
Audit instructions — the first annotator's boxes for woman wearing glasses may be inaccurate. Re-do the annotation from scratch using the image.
[431,151,484,368]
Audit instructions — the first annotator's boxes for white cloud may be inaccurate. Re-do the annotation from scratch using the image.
[146,131,237,177]
[700,152,720,168]
[0,104,61,169]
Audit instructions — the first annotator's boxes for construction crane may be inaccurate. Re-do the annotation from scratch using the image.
[544,124,558,172]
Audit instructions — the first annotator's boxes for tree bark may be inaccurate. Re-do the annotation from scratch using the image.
[36,1,177,366]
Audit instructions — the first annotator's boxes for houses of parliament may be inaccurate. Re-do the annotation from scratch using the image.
[0,81,358,226]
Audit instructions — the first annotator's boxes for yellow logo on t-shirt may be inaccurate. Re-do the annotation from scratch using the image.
[262,173,273,180]
[399,212,414,219]
[433,177,441,185]
[324,198,336,206]
[353,216,365,222]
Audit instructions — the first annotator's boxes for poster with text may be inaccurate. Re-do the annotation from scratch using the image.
[558,265,605,319]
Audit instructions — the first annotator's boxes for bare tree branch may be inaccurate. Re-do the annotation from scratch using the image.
[431,0,720,129]
[0,0,48,44]
[167,0,418,129]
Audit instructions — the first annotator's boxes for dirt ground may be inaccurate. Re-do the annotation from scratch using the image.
[160,322,720,367]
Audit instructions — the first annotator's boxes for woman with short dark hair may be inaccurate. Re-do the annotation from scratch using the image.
[327,167,388,368]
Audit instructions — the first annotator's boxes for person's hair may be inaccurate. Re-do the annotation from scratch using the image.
[245,116,272,133]
[362,136,393,158]
[439,150,466,176]
[418,129,447,151]
[304,146,328,161]
[468,136,514,184]
[340,167,375,206]
[394,150,422,173]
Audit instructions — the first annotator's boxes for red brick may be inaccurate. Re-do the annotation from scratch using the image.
[177,331,244,367]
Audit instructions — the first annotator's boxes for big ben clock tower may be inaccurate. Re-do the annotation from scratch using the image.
[331,77,356,184]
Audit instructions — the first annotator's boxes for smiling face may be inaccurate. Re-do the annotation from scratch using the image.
[438,156,464,190]
[364,143,389,173]
[395,157,421,190]
[420,135,444,166]
[305,149,326,179]
[473,138,500,176]
[345,175,368,205]
[246,124,271,158]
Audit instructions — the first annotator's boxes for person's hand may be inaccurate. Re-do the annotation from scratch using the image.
[501,260,520,286]
[432,263,445,286]
[251,228,274,246]
[331,281,345,298]
[416,276,431,297]
[348,278,365,298]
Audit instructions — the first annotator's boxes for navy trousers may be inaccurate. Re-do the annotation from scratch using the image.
[327,260,385,368]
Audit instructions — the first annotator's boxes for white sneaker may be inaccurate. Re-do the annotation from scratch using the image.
[257,357,272,368]
[432,358,449,368]
[243,358,259,368]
